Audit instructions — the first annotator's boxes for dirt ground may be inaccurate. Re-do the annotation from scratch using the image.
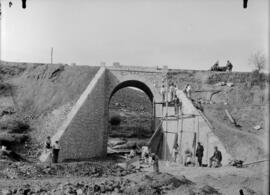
[0,159,268,195]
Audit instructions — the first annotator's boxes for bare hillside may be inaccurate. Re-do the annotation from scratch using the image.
[168,70,269,162]
[0,61,99,158]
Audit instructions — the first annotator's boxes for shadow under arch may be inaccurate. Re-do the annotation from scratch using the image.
[109,80,154,103]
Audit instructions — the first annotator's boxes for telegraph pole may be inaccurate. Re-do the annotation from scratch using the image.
[51,47,53,64]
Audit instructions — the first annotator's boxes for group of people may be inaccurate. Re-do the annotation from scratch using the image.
[196,143,222,168]
[160,82,191,99]
[160,83,177,103]
[141,145,159,173]
[45,136,60,163]
[160,83,192,101]
[160,83,190,115]
[172,142,222,168]
[211,60,233,72]
[125,144,159,173]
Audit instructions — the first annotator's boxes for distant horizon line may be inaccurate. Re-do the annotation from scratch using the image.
[1,59,269,74]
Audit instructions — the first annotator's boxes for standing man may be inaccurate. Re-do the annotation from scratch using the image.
[209,146,222,168]
[186,84,191,98]
[44,136,52,164]
[172,144,179,162]
[172,84,177,99]
[141,145,150,163]
[173,95,181,115]
[44,136,52,153]
[151,153,159,173]
[169,83,175,102]
[195,142,204,167]
[160,84,166,102]
[52,141,60,163]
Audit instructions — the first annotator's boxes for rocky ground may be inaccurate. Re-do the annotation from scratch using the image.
[0,158,267,195]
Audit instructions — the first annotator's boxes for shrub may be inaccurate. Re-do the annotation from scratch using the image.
[0,119,30,133]
[109,115,121,126]
[250,70,267,88]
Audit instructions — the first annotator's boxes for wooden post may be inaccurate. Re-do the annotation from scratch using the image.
[197,116,200,142]
[179,115,184,164]
[206,132,209,165]
[193,132,197,164]
[51,47,53,64]
[152,101,155,133]
[225,109,236,125]
[165,76,168,161]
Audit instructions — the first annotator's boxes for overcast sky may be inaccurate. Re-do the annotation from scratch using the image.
[0,0,269,71]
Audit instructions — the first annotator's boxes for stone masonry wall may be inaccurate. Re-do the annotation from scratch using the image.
[58,67,106,161]
[40,67,106,162]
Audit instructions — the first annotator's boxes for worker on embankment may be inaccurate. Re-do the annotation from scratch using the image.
[183,84,192,99]
[173,95,181,115]
[160,84,166,102]
[209,146,222,168]
[52,141,60,163]
[195,142,204,167]
[184,149,193,166]
[226,60,233,72]
[44,136,52,153]
[169,83,175,102]
[151,153,159,173]
[141,145,150,164]
[172,144,179,162]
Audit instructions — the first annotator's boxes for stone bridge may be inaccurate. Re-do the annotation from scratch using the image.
[40,65,231,165]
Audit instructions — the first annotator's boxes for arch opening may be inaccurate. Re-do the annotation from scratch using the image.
[109,80,154,103]
[107,80,155,157]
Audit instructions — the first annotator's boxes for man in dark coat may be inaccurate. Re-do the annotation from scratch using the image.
[196,142,204,167]
[52,141,60,163]
[209,146,222,168]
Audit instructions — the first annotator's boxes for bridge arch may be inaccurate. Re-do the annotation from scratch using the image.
[107,79,156,154]
[109,80,154,103]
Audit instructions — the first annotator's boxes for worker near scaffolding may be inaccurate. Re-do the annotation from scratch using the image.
[173,95,181,115]
[196,142,204,167]
[151,153,159,173]
[160,84,166,102]
[183,84,192,98]
[169,83,175,102]
[172,144,179,162]
[209,146,222,168]
[184,149,193,166]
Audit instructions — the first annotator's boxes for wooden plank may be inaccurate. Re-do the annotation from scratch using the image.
[243,159,269,166]
[225,109,236,125]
